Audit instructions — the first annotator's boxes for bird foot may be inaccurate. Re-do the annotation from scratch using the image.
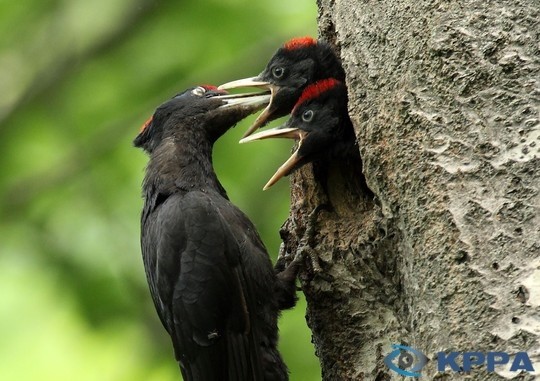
[290,204,330,275]
[292,242,322,274]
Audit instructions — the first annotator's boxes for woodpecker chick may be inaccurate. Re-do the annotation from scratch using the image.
[218,37,345,138]
[134,85,295,381]
[239,79,355,190]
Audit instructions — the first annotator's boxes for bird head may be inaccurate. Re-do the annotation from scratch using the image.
[134,85,270,153]
[218,37,344,138]
[239,78,352,190]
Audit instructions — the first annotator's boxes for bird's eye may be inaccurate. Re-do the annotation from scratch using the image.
[272,67,285,79]
[302,109,314,122]
[191,87,206,97]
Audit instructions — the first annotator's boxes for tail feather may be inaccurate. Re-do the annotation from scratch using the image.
[226,331,265,381]
[175,330,274,381]
[176,344,226,381]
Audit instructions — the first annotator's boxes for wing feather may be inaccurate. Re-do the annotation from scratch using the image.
[141,190,272,380]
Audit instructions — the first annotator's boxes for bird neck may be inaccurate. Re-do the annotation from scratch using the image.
[315,45,345,81]
[340,117,357,153]
[144,135,227,197]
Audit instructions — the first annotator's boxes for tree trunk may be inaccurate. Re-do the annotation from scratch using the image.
[280,1,540,379]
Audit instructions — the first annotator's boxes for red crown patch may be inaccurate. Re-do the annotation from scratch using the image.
[293,78,342,112]
[283,36,317,51]
[200,85,218,91]
[139,115,153,132]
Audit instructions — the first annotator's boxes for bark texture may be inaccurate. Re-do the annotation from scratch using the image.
[280,1,540,379]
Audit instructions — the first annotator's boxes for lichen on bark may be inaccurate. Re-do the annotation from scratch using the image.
[281,1,540,380]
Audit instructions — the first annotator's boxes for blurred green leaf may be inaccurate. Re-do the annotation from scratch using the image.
[0,0,320,379]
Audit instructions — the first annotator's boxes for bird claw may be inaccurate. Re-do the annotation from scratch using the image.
[293,244,322,274]
[290,204,330,275]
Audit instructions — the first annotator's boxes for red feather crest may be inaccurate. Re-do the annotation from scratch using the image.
[139,115,153,132]
[283,36,317,51]
[201,84,218,91]
[293,78,342,112]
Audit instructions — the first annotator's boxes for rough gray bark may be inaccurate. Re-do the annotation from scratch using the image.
[280,1,540,380]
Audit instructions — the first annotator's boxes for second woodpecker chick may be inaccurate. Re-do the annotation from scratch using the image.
[239,78,356,190]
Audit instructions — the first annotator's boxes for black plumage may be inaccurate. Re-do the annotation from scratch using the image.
[219,37,345,138]
[238,79,359,190]
[134,86,295,380]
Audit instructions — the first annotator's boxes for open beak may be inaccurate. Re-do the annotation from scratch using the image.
[218,76,270,90]
[239,126,308,190]
[219,77,278,138]
[214,91,271,111]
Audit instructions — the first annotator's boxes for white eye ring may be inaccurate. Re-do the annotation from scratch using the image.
[272,66,285,79]
[302,109,314,122]
[192,87,206,97]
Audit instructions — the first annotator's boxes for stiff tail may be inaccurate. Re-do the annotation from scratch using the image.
[176,330,285,381]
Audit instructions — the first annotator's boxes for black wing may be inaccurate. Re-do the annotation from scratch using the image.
[141,190,270,381]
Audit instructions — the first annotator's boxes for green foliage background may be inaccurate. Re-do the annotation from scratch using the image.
[0,0,320,380]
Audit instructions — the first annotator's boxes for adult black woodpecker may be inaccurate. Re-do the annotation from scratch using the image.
[218,37,345,138]
[134,85,297,381]
[238,78,357,190]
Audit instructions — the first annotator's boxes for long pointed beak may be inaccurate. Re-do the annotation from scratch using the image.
[215,92,271,110]
[263,150,303,190]
[239,127,305,143]
[219,77,278,138]
[237,125,308,190]
[218,77,270,91]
